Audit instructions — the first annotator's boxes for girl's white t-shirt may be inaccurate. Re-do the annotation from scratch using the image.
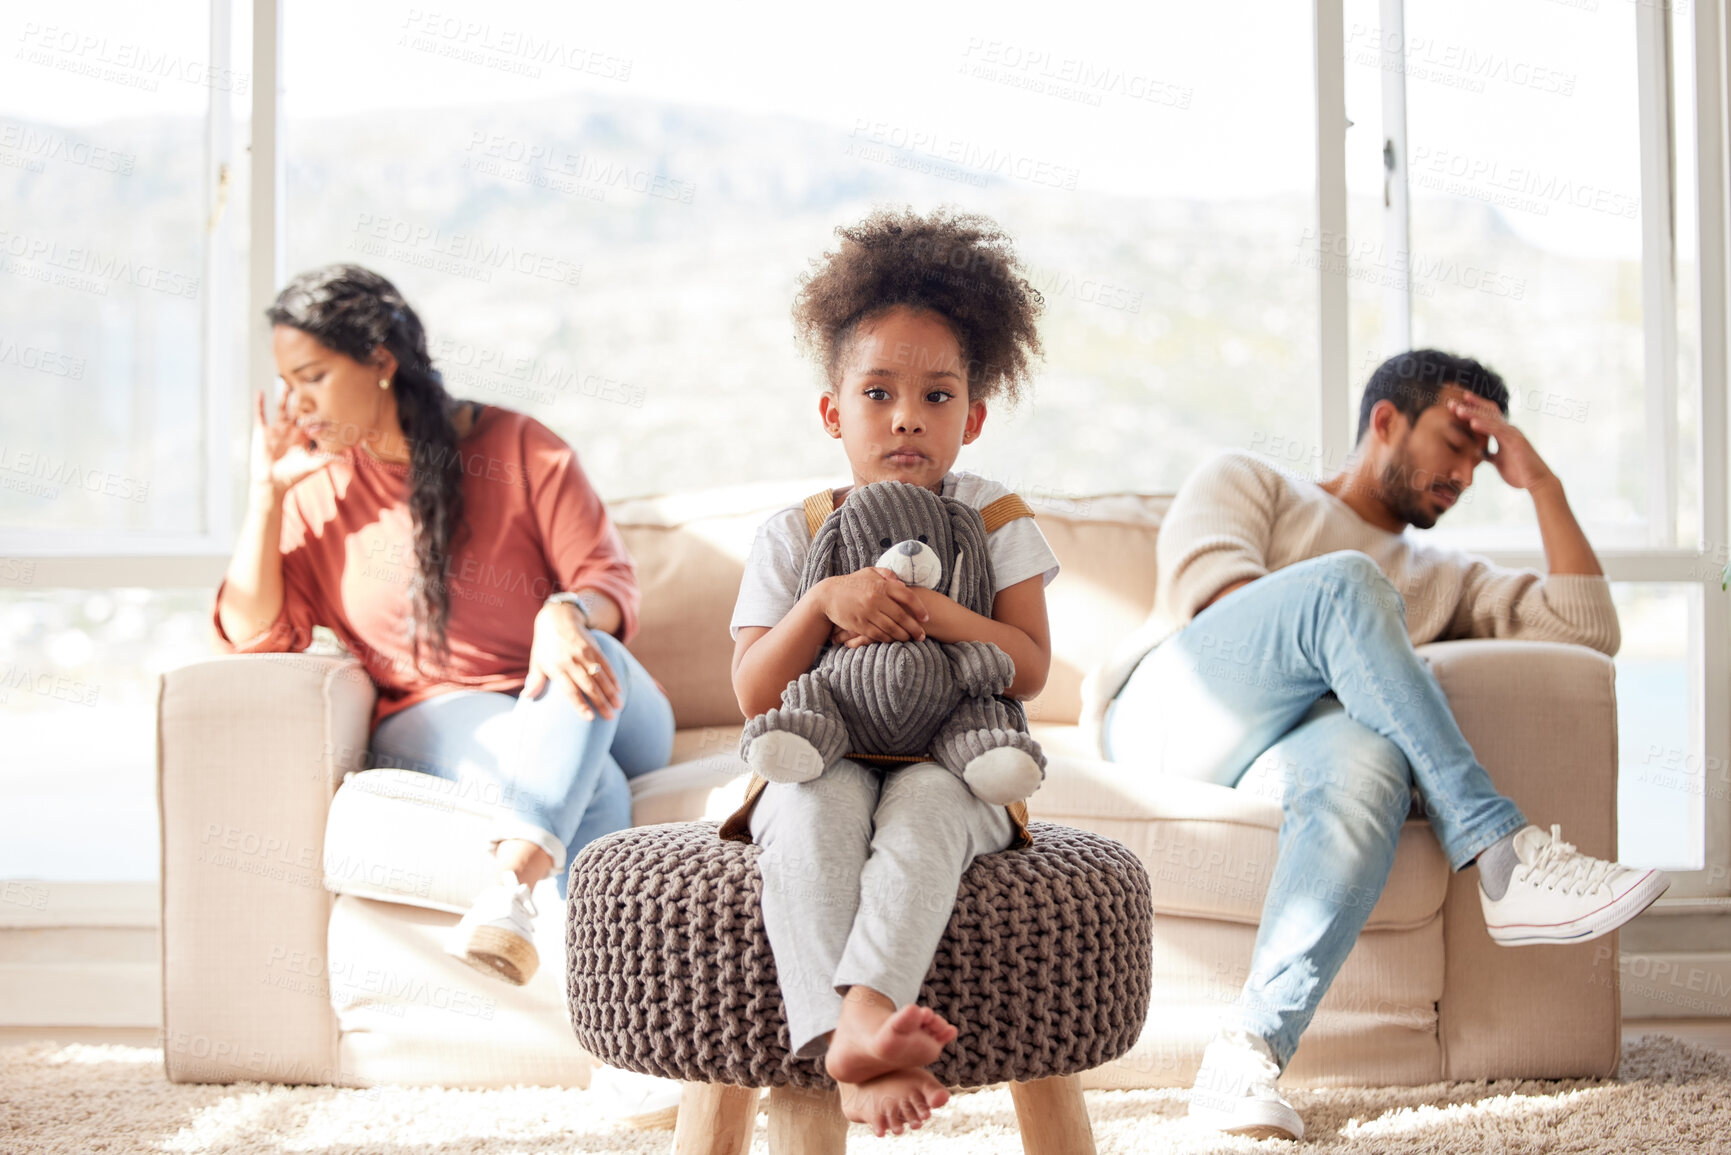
[729,472,1062,639]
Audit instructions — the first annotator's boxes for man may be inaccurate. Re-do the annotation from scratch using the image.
[1090,349,1668,1141]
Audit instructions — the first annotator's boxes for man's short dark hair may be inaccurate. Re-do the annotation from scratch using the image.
[1356,349,1509,442]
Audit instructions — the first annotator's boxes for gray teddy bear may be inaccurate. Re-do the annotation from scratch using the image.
[740,480,1046,805]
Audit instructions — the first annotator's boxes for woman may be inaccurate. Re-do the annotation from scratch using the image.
[214,264,673,987]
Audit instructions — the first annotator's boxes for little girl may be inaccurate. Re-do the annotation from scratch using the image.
[727,207,1058,1137]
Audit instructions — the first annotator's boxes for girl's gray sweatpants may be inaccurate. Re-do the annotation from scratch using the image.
[750,758,1015,1058]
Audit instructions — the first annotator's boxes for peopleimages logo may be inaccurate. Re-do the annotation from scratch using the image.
[0,444,149,502]
[1408,146,1639,220]
[15,22,251,93]
[0,122,135,174]
[0,662,100,707]
[0,336,85,379]
[348,214,583,287]
[847,120,1082,191]
[957,38,1194,110]
[398,10,632,82]
[462,133,694,204]
[0,229,201,299]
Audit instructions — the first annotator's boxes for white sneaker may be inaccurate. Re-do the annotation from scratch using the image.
[445,869,539,985]
[589,1063,682,1130]
[1188,1030,1303,1141]
[1480,824,1670,946]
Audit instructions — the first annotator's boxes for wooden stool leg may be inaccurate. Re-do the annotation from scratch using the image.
[1009,1074,1096,1155]
[767,1084,848,1155]
[672,1081,761,1155]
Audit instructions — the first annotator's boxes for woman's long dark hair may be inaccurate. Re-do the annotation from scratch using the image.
[267,264,466,673]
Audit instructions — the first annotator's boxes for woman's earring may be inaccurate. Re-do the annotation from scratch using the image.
[379,378,391,390]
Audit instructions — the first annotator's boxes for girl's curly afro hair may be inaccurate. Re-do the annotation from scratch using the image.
[792,206,1044,405]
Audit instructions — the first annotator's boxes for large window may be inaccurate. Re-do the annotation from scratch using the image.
[1,3,205,535]
[1337,0,1726,877]
[1345,0,1666,550]
[0,0,249,880]
[1,0,1725,897]
[281,0,1318,501]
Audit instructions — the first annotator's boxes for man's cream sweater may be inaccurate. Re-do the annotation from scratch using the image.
[1084,450,1622,734]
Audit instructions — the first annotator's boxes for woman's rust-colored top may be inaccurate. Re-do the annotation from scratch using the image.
[212,405,639,729]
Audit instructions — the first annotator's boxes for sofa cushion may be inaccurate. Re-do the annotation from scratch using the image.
[323,756,752,912]
[610,481,827,731]
[322,769,500,914]
[326,893,590,1087]
[606,484,1170,732]
[1028,730,1450,930]
[1084,910,1445,1090]
[1020,494,1167,728]
[327,720,1448,932]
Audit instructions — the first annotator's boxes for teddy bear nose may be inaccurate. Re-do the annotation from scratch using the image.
[897,541,921,557]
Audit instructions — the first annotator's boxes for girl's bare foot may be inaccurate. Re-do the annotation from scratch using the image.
[824,991,957,1086]
[839,1068,950,1137]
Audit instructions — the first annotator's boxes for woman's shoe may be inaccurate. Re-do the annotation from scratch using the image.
[445,869,539,985]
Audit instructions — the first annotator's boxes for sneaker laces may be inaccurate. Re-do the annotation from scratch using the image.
[1520,825,1617,896]
[1199,1031,1282,1100]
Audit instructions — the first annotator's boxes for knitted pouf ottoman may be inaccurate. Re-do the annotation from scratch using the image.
[567,820,1153,1155]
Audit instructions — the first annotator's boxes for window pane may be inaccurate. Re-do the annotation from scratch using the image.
[1353,1,1654,550]
[1613,583,1703,872]
[0,1,214,535]
[0,588,215,881]
[282,0,1316,499]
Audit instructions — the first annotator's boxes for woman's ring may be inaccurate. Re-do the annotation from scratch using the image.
[586,663,602,677]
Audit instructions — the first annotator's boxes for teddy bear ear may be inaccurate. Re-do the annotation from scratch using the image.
[796,515,844,594]
[946,500,995,615]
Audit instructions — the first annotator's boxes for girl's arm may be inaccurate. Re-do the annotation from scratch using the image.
[912,576,1051,700]
[731,601,832,720]
[836,577,1050,699]
[731,570,929,718]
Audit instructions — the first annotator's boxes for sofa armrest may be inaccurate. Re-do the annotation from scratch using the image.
[157,653,375,1083]
[1422,639,1621,1080]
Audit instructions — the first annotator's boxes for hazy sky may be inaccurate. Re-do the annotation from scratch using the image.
[1,0,1653,255]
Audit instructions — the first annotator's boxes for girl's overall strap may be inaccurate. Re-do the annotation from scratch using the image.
[803,488,836,538]
[979,493,1034,533]
[803,489,1033,538]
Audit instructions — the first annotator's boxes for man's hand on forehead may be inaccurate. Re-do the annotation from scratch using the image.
[1446,391,1557,491]
[1444,392,1501,453]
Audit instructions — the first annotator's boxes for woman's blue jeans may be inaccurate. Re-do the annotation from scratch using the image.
[1103,550,1527,1067]
[368,630,674,899]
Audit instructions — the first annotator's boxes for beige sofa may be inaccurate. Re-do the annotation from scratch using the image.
[158,482,1622,1090]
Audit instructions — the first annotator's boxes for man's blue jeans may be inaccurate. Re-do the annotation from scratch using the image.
[1103,551,1527,1066]
[368,630,675,899]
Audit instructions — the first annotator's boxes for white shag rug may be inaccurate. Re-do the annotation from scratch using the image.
[5,1035,1731,1153]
